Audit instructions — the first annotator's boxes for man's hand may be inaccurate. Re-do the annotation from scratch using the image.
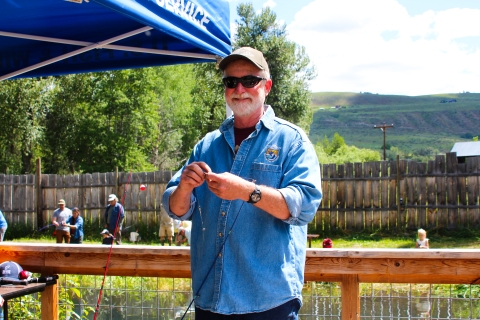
[204,172,254,201]
[178,162,212,191]
[169,162,212,216]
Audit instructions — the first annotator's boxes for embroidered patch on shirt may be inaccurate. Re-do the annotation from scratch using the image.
[265,145,280,162]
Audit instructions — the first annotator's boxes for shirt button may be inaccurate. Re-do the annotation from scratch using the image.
[219,233,223,237]
[221,212,225,216]
[218,253,222,257]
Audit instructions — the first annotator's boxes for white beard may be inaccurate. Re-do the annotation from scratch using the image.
[226,93,264,117]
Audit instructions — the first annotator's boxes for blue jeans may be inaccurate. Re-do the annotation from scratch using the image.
[195,299,301,320]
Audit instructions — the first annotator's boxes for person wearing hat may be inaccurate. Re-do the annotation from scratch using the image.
[162,47,322,319]
[104,194,124,245]
[52,199,73,243]
[100,229,114,245]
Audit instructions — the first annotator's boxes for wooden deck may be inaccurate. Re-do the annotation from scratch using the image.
[1,243,480,319]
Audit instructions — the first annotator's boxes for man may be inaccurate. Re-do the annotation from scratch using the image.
[104,194,124,245]
[159,206,174,246]
[52,199,72,243]
[162,47,322,319]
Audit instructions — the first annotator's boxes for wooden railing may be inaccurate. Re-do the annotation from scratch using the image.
[1,243,480,320]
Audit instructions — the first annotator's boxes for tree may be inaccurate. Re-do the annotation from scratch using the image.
[0,78,51,174]
[235,3,316,130]
[315,133,381,164]
[42,66,196,174]
[190,63,227,142]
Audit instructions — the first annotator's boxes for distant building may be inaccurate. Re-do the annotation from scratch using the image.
[451,141,480,163]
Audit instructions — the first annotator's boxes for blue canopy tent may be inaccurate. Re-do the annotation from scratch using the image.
[0,0,231,81]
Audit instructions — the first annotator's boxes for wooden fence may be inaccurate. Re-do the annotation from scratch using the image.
[0,159,173,228]
[317,152,480,231]
[0,153,479,231]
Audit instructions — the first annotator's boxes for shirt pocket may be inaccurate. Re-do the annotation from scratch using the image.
[249,162,282,188]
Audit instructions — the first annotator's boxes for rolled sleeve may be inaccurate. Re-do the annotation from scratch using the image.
[162,186,196,221]
[279,139,323,226]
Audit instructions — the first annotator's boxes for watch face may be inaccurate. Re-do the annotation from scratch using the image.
[251,193,261,202]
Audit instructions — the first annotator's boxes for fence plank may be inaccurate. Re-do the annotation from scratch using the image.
[380,161,389,229]
[82,174,92,222]
[364,162,373,230]
[329,164,338,230]
[457,163,467,228]
[466,158,479,228]
[4,175,13,216]
[318,164,330,233]
[345,163,354,230]
[446,153,458,229]
[27,174,35,227]
[389,160,397,229]
[91,173,101,221]
[371,162,380,229]
[337,165,345,230]
[398,160,407,229]
[11,175,20,224]
[354,163,364,231]
[0,175,4,212]
[426,160,436,229]
[435,155,447,228]
[417,162,427,229]
[406,161,417,229]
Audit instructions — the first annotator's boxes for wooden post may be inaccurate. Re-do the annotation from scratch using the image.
[41,268,58,320]
[341,274,359,320]
[36,158,43,229]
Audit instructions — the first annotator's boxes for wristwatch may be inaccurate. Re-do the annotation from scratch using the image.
[247,184,261,203]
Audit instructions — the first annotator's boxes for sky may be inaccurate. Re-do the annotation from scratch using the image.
[227,0,480,96]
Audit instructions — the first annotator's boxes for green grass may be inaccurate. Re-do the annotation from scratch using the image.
[309,228,480,249]
[308,92,480,156]
[11,227,480,250]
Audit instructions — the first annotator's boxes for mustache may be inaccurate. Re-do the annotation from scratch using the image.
[230,93,251,99]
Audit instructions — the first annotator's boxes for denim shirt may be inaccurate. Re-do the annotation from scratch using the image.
[162,106,322,314]
[104,203,124,230]
[67,215,84,240]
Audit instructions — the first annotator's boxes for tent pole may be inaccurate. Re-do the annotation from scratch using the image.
[0,26,153,81]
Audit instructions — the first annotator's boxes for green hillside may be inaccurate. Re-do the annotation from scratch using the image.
[308,92,480,156]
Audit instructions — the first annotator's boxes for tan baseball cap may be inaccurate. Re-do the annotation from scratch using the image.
[218,47,269,73]
[58,199,66,205]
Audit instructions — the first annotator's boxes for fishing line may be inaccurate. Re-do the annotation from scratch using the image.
[180,201,245,320]
[93,170,132,320]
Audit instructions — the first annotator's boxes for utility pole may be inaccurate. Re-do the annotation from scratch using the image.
[374,122,394,160]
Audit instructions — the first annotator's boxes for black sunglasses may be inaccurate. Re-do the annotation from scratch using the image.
[222,76,267,89]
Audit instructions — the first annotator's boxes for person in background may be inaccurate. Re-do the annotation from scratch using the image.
[0,210,7,241]
[159,206,174,246]
[104,194,124,245]
[415,228,429,249]
[100,229,114,245]
[162,47,322,319]
[175,221,192,246]
[322,238,333,248]
[52,199,72,243]
[67,207,84,244]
